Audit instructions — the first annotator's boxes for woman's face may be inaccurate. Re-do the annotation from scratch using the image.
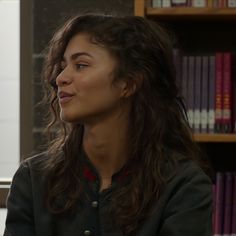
[56,33,126,124]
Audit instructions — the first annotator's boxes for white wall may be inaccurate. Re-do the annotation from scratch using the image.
[0,0,20,178]
[0,209,7,235]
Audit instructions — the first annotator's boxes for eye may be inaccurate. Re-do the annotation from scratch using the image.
[75,63,88,71]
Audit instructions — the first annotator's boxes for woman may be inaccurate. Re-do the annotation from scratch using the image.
[4,14,212,236]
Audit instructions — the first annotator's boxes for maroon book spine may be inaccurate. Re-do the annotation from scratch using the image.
[214,172,225,236]
[215,53,223,133]
[234,77,236,133]
[233,54,236,133]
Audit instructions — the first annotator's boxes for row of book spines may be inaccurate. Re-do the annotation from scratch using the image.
[152,0,236,7]
[174,52,236,134]
[213,172,236,235]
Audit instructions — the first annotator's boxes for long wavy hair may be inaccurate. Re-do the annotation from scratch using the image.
[41,13,207,235]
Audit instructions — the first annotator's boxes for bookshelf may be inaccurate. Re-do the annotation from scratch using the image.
[146,7,236,19]
[134,1,236,235]
[194,133,236,142]
[135,1,236,17]
[134,0,236,143]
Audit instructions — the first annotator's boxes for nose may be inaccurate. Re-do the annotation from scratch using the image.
[56,66,72,87]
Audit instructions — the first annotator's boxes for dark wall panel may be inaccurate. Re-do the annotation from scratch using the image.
[33,0,134,54]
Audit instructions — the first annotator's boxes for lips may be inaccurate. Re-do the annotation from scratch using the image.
[58,91,74,104]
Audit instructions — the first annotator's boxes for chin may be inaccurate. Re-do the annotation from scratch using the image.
[60,112,78,123]
[60,111,87,124]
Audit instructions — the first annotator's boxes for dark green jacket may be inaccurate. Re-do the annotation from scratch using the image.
[4,153,212,236]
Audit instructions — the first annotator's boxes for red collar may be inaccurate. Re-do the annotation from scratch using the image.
[82,162,130,183]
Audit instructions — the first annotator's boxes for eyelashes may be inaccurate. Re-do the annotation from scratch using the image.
[61,61,89,72]
[75,63,88,71]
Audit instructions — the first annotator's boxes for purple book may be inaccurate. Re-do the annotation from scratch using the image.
[233,56,236,133]
[231,172,236,235]
[212,184,216,233]
[223,172,233,236]
[173,48,183,95]
[214,172,225,236]
[187,56,195,130]
[182,56,188,111]
[201,56,209,133]
[171,0,188,6]
[208,55,216,133]
[194,56,202,133]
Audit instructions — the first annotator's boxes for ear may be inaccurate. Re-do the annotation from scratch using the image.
[121,74,143,98]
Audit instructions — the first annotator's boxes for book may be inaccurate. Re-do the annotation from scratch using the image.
[223,172,233,236]
[233,54,236,133]
[222,52,232,133]
[231,173,236,235]
[201,56,209,133]
[182,56,188,112]
[214,172,225,236]
[208,55,216,133]
[173,48,183,94]
[215,53,223,133]
[162,0,171,7]
[228,0,236,7]
[212,184,216,233]
[219,0,227,7]
[152,0,162,7]
[146,0,153,7]
[194,56,201,133]
[187,56,195,130]
[171,0,187,6]
[233,71,236,133]
[213,0,219,7]
[208,0,213,7]
[192,0,207,7]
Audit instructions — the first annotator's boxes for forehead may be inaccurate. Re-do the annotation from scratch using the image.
[63,33,112,60]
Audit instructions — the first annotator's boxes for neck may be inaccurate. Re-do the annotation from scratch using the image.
[82,108,130,182]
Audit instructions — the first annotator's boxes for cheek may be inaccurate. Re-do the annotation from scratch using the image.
[75,73,115,98]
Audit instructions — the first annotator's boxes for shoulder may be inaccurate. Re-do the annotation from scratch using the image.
[143,159,213,236]
[160,157,213,213]
[22,151,50,169]
[174,158,212,186]
[164,157,212,195]
[11,152,50,188]
[164,151,212,185]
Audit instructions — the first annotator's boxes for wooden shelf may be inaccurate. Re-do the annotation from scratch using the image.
[146,7,236,20]
[194,134,236,142]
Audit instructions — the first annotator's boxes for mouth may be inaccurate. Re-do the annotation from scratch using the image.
[58,91,74,104]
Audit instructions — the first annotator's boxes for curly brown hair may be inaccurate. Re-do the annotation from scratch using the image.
[41,13,208,235]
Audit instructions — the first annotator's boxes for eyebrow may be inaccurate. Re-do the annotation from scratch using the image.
[62,52,93,62]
